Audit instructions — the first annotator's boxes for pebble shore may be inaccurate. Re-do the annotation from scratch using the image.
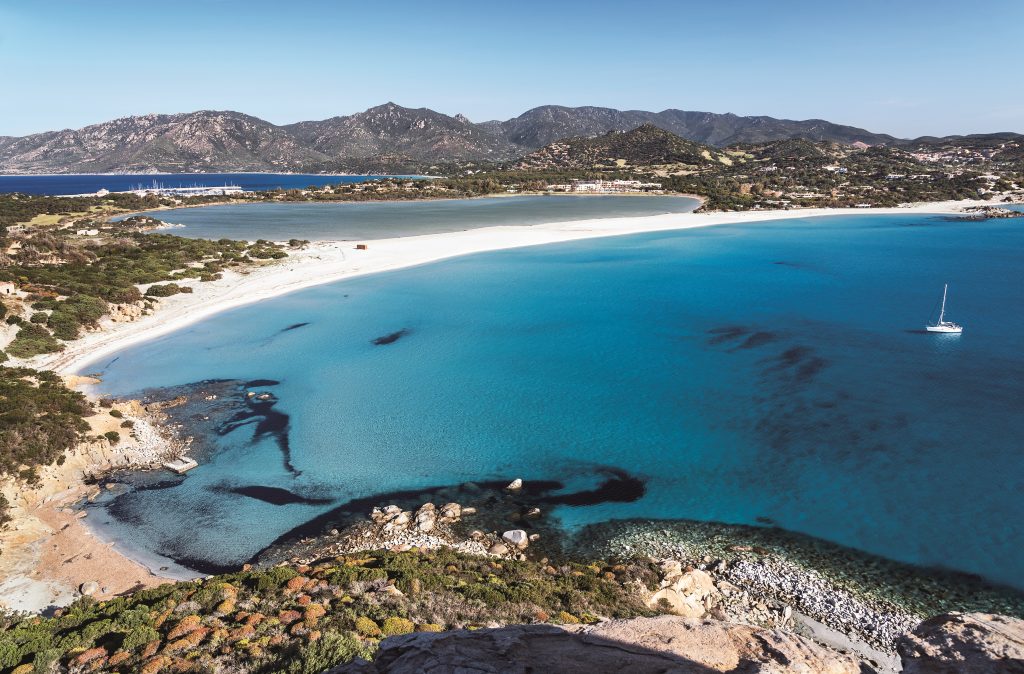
[570,519,1024,652]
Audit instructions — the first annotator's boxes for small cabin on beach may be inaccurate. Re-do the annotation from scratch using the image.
[356,244,369,250]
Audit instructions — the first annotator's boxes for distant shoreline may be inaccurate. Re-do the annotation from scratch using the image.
[0,172,420,177]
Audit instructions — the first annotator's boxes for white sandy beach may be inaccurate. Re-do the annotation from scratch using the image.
[33,199,996,376]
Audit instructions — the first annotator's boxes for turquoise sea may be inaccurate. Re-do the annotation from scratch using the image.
[81,210,1024,588]
[125,195,701,240]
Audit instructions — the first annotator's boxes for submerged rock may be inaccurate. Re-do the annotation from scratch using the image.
[328,615,869,673]
[898,612,1024,673]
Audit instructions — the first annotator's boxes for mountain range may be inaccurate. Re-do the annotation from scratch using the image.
[0,102,995,174]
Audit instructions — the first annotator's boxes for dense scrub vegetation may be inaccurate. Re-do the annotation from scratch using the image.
[0,193,240,235]
[0,232,288,357]
[5,234,280,302]
[0,549,657,674]
[0,367,90,480]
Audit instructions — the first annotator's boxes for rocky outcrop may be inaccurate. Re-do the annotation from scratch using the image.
[107,300,151,323]
[329,615,870,673]
[898,612,1024,673]
[959,206,1024,220]
[645,561,720,618]
[501,529,529,549]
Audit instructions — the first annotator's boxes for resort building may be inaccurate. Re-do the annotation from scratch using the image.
[547,179,663,194]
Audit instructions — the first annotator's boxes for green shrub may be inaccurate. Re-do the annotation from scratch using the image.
[29,312,48,324]
[109,409,123,418]
[120,625,159,652]
[47,312,80,340]
[253,565,299,592]
[353,616,381,638]
[381,617,414,637]
[0,493,11,529]
[46,295,108,340]
[286,631,370,674]
[31,647,61,672]
[6,323,63,358]
[103,431,120,444]
[144,283,185,297]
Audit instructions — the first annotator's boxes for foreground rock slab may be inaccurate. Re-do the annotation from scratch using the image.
[330,615,869,673]
[898,612,1024,673]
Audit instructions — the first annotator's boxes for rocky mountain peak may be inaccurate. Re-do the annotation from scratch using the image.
[0,103,904,174]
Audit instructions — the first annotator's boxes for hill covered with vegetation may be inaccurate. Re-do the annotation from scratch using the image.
[512,124,727,172]
[0,549,657,674]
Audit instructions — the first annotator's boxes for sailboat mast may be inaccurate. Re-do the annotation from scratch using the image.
[939,283,948,323]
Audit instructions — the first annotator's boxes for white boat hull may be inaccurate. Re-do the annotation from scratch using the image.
[926,284,963,334]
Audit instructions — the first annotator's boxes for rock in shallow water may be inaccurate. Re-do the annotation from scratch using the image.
[439,502,461,520]
[326,615,869,673]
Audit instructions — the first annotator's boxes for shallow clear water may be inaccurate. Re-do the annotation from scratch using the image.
[83,212,1024,586]
[125,195,701,240]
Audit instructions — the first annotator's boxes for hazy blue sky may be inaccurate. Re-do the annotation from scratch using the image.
[2,0,1021,138]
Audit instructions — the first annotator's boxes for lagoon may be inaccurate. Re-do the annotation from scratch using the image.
[128,195,702,241]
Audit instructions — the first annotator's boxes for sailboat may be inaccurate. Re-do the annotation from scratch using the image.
[926,283,963,334]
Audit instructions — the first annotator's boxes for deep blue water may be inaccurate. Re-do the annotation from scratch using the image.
[81,212,1024,587]
[122,196,700,240]
[0,173,410,196]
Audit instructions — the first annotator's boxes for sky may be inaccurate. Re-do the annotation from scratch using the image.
[1,0,1022,138]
